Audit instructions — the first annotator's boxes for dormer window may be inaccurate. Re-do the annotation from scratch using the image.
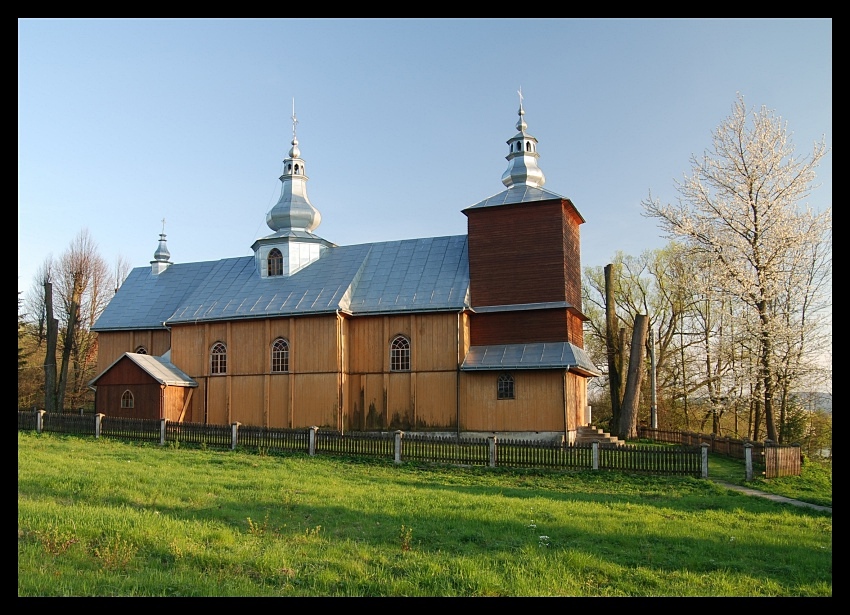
[268,248,283,277]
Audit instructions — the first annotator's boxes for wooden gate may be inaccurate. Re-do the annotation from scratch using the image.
[764,444,802,478]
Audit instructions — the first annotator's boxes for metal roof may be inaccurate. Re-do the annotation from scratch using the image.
[465,185,566,210]
[89,352,198,388]
[461,342,600,375]
[463,185,586,224]
[92,260,219,331]
[93,235,470,331]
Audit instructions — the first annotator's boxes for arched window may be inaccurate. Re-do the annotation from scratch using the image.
[271,338,290,373]
[390,335,410,372]
[268,248,283,277]
[497,373,515,400]
[294,164,300,174]
[121,390,134,409]
[526,141,531,152]
[287,163,292,173]
[211,342,227,375]
[134,346,147,354]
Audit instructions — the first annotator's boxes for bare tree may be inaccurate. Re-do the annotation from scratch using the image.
[111,254,132,296]
[24,229,110,412]
[642,93,830,442]
[55,229,110,410]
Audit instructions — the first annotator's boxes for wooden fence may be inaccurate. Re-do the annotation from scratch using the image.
[638,427,802,478]
[19,411,706,478]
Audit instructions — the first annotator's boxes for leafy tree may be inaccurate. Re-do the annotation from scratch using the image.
[642,93,830,442]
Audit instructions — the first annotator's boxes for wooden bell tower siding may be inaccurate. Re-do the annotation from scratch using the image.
[464,197,586,347]
[459,196,591,436]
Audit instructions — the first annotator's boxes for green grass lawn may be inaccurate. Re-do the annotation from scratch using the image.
[705,452,831,508]
[18,432,832,596]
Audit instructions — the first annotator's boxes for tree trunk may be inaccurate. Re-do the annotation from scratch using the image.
[57,297,79,413]
[618,314,649,440]
[42,281,58,413]
[604,264,622,430]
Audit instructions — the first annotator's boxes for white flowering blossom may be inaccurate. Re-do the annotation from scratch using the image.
[642,94,830,441]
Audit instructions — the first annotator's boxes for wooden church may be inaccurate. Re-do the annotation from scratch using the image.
[90,95,599,442]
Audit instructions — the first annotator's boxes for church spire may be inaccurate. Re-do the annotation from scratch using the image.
[252,99,334,278]
[500,88,546,189]
[151,218,172,275]
[265,99,322,234]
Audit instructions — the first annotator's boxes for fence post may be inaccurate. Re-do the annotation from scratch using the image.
[35,410,45,434]
[231,422,241,450]
[744,443,753,481]
[488,436,497,468]
[95,413,105,438]
[309,426,318,456]
[700,443,709,478]
[160,418,168,446]
[592,441,599,471]
[394,430,403,464]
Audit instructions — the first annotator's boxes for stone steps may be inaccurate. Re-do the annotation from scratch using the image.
[575,425,623,446]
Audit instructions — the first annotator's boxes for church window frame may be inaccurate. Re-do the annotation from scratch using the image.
[390,335,411,372]
[271,338,290,373]
[121,390,134,409]
[210,342,227,375]
[268,248,283,277]
[497,373,515,400]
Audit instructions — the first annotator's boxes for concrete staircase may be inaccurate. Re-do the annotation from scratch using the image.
[575,425,623,446]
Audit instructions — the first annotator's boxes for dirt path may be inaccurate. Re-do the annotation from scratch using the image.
[712,480,832,513]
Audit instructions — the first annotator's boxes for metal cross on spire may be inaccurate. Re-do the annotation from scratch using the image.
[517,86,524,111]
[161,218,166,234]
[291,98,299,137]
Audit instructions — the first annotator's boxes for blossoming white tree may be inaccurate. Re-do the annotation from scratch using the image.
[642,94,830,442]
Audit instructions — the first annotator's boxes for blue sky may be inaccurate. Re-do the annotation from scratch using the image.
[18,18,832,298]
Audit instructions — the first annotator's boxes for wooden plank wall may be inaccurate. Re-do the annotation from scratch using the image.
[470,310,570,345]
[99,310,589,434]
[346,313,461,431]
[459,370,567,432]
[561,202,584,308]
[170,316,343,429]
[466,201,570,307]
[95,330,171,374]
[95,382,163,421]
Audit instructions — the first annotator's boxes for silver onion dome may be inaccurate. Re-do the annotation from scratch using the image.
[500,89,546,189]
[265,103,322,233]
